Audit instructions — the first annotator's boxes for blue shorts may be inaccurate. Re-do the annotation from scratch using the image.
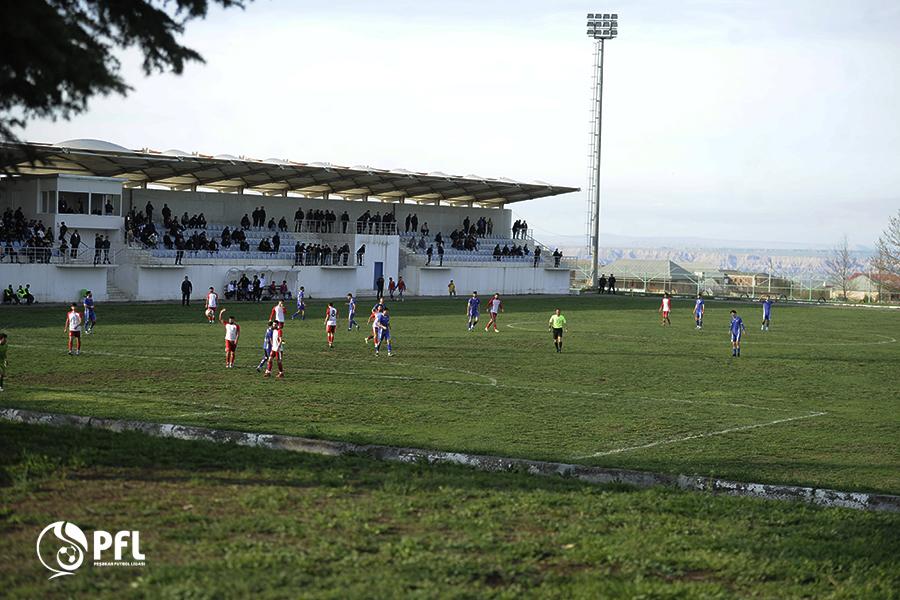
[85,309,96,321]
[694,311,702,318]
[469,311,479,318]
[763,312,771,320]
[731,332,742,343]
[380,330,391,340]
[297,301,305,309]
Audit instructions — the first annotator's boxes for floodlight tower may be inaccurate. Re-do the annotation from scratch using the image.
[586,12,618,290]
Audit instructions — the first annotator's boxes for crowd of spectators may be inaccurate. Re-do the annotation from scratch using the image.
[224,273,292,302]
[511,219,529,239]
[2,284,35,304]
[0,208,57,263]
[292,242,353,266]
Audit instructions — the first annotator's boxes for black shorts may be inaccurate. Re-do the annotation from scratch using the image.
[552,327,563,338]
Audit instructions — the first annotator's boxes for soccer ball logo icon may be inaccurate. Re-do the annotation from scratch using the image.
[36,521,88,579]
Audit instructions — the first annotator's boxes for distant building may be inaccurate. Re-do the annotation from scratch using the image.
[600,259,697,294]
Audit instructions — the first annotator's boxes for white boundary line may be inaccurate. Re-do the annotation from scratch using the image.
[576,412,828,459]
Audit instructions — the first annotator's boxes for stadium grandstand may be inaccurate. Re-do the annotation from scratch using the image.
[0,139,577,302]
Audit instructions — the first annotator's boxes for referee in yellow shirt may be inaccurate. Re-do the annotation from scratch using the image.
[549,308,567,353]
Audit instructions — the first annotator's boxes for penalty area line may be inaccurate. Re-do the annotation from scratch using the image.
[576,411,828,459]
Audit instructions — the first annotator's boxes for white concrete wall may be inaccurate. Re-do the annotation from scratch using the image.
[109,235,399,301]
[126,188,512,238]
[0,265,108,303]
[403,264,570,296]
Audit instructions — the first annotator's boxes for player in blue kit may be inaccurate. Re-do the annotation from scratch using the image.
[761,296,773,331]
[730,310,746,357]
[347,293,359,331]
[467,292,480,331]
[365,298,385,344]
[693,294,704,329]
[374,307,393,356]
[82,291,96,334]
[256,321,275,372]
[290,286,306,320]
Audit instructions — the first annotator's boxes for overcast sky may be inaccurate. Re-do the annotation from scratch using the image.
[19,0,900,247]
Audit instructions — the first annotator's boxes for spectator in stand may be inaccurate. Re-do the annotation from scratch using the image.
[521,220,528,239]
[487,218,493,235]
[69,230,81,259]
[421,222,429,237]
[533,245,541,267]
[405,213,411,233]
[437,242,444,266]
[102,235,111,264]
[294,208,303,232]
[145,201,154,222]
[426,245,433,266]
[273,232,281,253]
[553,248,562,268]
[356,244,365,266]
[341,211,349,233]
[411,213,418,233]
[294,241,303,265]
[493,244,501,262]
[181,276,192,305]
[93,233,102,265]
[161,203,171,223]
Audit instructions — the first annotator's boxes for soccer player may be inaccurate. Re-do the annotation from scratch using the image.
[264,323,284,378]
[761,296,773,331]
[548,308,567,353]
[82,290,96,334]
[467,292,480,331]
[365,299,385,344]
[397,277,406,301]
[659,292,672,326]
[257,321,275,372]
[0,332,8,391]
[730,309,746,357]
[291,286,306,320]
[325,302,338,348]
[375,307,393,356]
[693,294,704,329]
[205,287,218,324]
[347,293,359,331]
[219,308,240,368]
[64,303,82,355]
[485,293,503,333]
[269,300,286,328]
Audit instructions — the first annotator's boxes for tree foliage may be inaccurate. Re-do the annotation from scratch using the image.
[872,209,900,278]
[824,235,854,300]
[0,0,246,144]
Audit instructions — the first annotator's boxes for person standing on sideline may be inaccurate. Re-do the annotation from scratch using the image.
[607,274,617,294]
[485,293,503,333]
[694,294,705,329]
[549,308,567,353]
[324,302,338,349]
[388,277,396,300]
[181,276,192,306]
[218,309,240,369]
[448,280,456,297]
[761,296,773,331]
[397,276,406,301]
[82,291,96,334]
[347,293,359,331]
[598,274,607,295]
[0,333,8,391]
[376,275,385,299]
[730,310,746,357]
[64,303,82,355]
[659,292,672,326]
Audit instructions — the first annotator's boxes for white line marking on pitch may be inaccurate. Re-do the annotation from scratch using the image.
[576,411,828,459]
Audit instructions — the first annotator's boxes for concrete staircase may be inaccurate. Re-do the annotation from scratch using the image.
[106,282,129,302]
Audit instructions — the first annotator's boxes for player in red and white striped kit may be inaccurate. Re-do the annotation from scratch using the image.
[205,287,218,324]
[324,302,338,349]
[64,303,83,355]
[269,300,286,328]
[219,309,240,368]
[264,323,284,378]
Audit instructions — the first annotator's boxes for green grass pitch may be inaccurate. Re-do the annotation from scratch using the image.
[1,295,899,597]
[1,295,898,493]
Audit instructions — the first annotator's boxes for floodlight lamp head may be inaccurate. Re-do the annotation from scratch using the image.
[586,11,619,39]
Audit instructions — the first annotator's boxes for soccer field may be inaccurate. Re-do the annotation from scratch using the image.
[1,295,898,493]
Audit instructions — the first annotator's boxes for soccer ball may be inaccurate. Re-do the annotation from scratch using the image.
[205,308,214,320]
[57,545,79,565]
